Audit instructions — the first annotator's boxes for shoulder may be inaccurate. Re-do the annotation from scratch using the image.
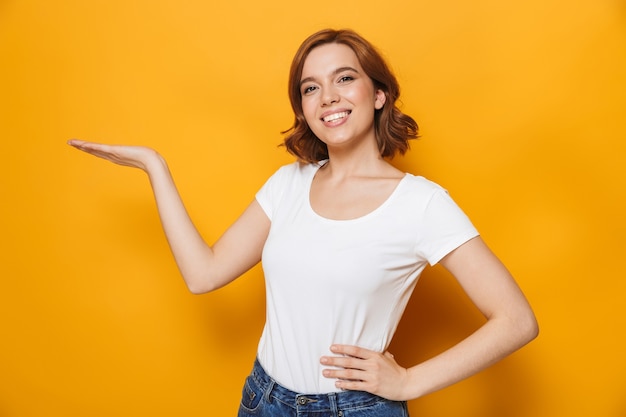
[272,160,322,175]
[267,160,323,183]
[391,173,468,218]
[259,160,321,195]
[399,173,448,197]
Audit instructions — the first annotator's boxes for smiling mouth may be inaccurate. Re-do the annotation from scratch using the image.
[322,111,350,123]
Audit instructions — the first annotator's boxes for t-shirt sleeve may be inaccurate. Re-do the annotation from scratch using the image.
[416,188,480,265]
[255,164,290,221]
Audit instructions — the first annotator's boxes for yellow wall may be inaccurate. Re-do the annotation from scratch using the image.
[1,0,624,415]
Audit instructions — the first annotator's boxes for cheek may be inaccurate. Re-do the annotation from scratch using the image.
[301,100,317,123]
[345,88,374,108]
[300,100,325,138]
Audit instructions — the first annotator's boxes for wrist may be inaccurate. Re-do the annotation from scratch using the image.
[403,365,428,400]
[142,149,167,173]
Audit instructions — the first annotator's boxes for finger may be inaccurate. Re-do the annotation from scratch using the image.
[335,378,367,391]
[68,139,104,149]
[323,366,366,382]
[72,145,117,161]
[330,344,373,359]
[68,140,126,159]
[68,140,107,154]
[321,355,366,370]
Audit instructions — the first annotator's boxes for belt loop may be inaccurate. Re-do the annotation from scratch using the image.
[264,379,276,403]
[328,392,339,416]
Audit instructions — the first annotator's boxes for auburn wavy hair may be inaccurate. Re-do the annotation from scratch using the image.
[282,29,419,163]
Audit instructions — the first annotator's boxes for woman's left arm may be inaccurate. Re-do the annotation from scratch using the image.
[321,236,539,400]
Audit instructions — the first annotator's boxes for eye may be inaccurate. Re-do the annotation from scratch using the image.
[302,85,317,95]
[338,75,354,83]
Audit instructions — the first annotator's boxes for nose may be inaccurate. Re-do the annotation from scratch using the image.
[321,86,339,106]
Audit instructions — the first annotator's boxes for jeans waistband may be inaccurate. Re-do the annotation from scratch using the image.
[250,358,390,412]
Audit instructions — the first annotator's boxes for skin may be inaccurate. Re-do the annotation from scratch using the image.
[68,41,538,402]
[300,43,385,161]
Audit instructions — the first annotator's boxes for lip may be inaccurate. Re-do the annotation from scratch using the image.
[319,108,351,125]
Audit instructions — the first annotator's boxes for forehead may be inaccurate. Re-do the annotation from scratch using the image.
[301,43,362,78]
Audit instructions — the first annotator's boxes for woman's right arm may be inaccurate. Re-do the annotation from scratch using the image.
[68,140,270,294]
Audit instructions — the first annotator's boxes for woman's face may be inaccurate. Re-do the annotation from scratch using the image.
[299,43,385,152]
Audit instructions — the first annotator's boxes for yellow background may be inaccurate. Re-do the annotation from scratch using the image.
[1,0,624,416]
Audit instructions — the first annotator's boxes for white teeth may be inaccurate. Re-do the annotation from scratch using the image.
[323,111,349,122]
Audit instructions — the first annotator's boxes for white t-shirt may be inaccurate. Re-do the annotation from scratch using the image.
[255,161,479,394]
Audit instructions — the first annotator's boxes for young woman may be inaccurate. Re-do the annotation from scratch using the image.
[69,29,538,417]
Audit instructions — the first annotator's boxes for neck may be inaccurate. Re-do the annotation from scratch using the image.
[323,142,392,179]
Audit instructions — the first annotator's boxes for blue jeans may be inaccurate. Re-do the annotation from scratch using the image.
[238,359,409,417]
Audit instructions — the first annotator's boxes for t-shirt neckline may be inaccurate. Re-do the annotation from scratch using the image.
[305,162,410,223]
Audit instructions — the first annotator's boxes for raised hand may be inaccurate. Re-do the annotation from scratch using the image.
[67,138,270,294]
[320,344,410,401]
[67,139,161,171]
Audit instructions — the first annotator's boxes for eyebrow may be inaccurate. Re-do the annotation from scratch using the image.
[299,66,360,87]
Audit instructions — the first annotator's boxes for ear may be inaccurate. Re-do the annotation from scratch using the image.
[374,89,386,110]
